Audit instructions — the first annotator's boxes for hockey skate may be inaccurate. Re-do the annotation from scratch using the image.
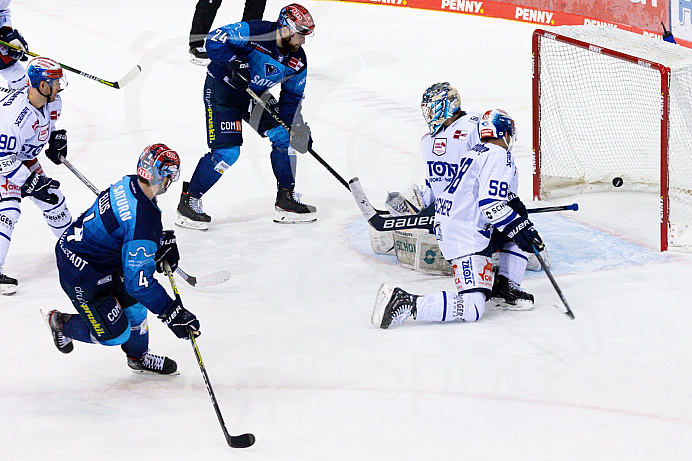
[41,309,74,354]
[274,188,317,224]
[176,181,211,231]
[375,285,419,329]
[127,351,179,375]
[0,273,18,295]
[489,274,534,311]
[189,43,210,66]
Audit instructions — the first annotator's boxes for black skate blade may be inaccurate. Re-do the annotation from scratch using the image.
[227,432,255,448]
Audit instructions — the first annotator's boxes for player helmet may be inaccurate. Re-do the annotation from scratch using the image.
[278,4,315,37]
[421,82,461,135]
[137,144,181,188]
[27,57,67,89]
[478,109,516,150]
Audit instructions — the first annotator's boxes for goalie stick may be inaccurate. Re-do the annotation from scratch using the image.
[0,39,141,89]
[349,177,578,232]
[163,262,256,449]
[61,158,230,287]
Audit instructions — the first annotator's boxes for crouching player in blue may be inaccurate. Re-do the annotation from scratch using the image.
[42,144,201,375]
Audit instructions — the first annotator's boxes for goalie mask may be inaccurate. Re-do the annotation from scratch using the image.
[137,143,181,189]
[421,82,461,135]
[478,109,516,151]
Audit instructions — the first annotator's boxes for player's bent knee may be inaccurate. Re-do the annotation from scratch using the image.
[211,146,240,168]
[457,291,487,322]
[265,125,289,148]
[99,325,132,346]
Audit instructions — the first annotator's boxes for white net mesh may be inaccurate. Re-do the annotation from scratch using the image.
[535,25,692,251]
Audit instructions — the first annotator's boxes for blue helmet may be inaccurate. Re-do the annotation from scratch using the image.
[421,82,461,135]
[479,109,516,147]
[137,144,181,187]
[27,57,67,89]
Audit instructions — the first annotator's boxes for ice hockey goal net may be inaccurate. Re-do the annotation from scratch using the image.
[532,25,692,252]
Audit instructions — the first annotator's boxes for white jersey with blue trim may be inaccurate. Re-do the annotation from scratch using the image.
[0,87,62,186]
[0,0,11,28]
[419,111,481,208]
[433,141,519,260]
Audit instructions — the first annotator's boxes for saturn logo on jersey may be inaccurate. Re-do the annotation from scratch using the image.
[432,138,447,156]
[265,63,280,77]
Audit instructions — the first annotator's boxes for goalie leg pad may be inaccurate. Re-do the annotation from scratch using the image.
[368,225,394,255]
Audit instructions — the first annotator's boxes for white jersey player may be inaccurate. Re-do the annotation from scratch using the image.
[419,82,481,210]
[0,0,30,89]
[372,109,546,328]
[0,57,73,295]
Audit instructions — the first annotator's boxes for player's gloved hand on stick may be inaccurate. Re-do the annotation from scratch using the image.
[155,230,179,273]
[0,27,28,61]
[224,57,250,90]
[158,299,201,339]
[21,172,60,205]
[505,216,544,253]
[290,121,312,153]
[45,129,67,165]
[507,193,528,218]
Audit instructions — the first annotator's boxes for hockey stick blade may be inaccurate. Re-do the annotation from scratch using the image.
[112,65,141,89]
[349,177,435,232]
[175,268,231,288]
[226,432,256,448]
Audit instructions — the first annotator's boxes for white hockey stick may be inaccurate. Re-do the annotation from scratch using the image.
[61,158,230,287]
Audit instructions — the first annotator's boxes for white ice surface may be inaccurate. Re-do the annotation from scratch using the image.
[2,1,692,459]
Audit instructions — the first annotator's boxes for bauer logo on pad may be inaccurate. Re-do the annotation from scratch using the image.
[433,138,447,156]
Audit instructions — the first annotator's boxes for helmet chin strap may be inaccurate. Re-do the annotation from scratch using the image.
[37,81,53,101]
[502,132,514,151]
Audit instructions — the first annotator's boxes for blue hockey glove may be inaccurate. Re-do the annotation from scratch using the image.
[223,57,250,90]
[507,193,528,218]
[155,230,179,273]
[158,299,201,339]
[0,27,29,61]
[45,129,67,165]
[289,121,312,154]
[21,172,60,205]
[505,216,544,253]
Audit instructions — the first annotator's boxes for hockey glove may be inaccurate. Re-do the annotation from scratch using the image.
[158,299,201,339]
[289,121,312,154]
[224,57,250,90]
[155,230,180,273]
[504,216,544,254]
[507,193,528,218]
[45,129,68,165]
[0,27,29,61]
[21,172,60,205]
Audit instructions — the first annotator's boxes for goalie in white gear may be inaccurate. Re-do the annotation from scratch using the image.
[373,109,547,328]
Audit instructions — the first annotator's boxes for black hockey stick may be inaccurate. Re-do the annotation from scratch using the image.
[0,39,141,89]
[246,88,350,189]
[61,158,230,287]
[533,247,575,319]
[350,177,578,231]
[163,262,256,449]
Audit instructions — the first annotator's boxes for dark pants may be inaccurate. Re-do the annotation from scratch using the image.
[189,0,267,46]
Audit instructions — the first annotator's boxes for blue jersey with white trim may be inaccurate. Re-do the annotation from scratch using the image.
[205,20,307,125]
[58,175,171,314]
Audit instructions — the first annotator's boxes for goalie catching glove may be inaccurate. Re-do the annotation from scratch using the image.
[504,216,544,254]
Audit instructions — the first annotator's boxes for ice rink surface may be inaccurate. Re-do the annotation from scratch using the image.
[2,1,692,459]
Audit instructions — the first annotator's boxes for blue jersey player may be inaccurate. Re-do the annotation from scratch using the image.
[176,3,317,230]
[43,144,201,375]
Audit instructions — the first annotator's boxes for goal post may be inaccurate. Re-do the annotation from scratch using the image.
[532,25,692,252]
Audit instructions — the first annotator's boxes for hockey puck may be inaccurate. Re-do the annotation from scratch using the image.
[612,177,623,187]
